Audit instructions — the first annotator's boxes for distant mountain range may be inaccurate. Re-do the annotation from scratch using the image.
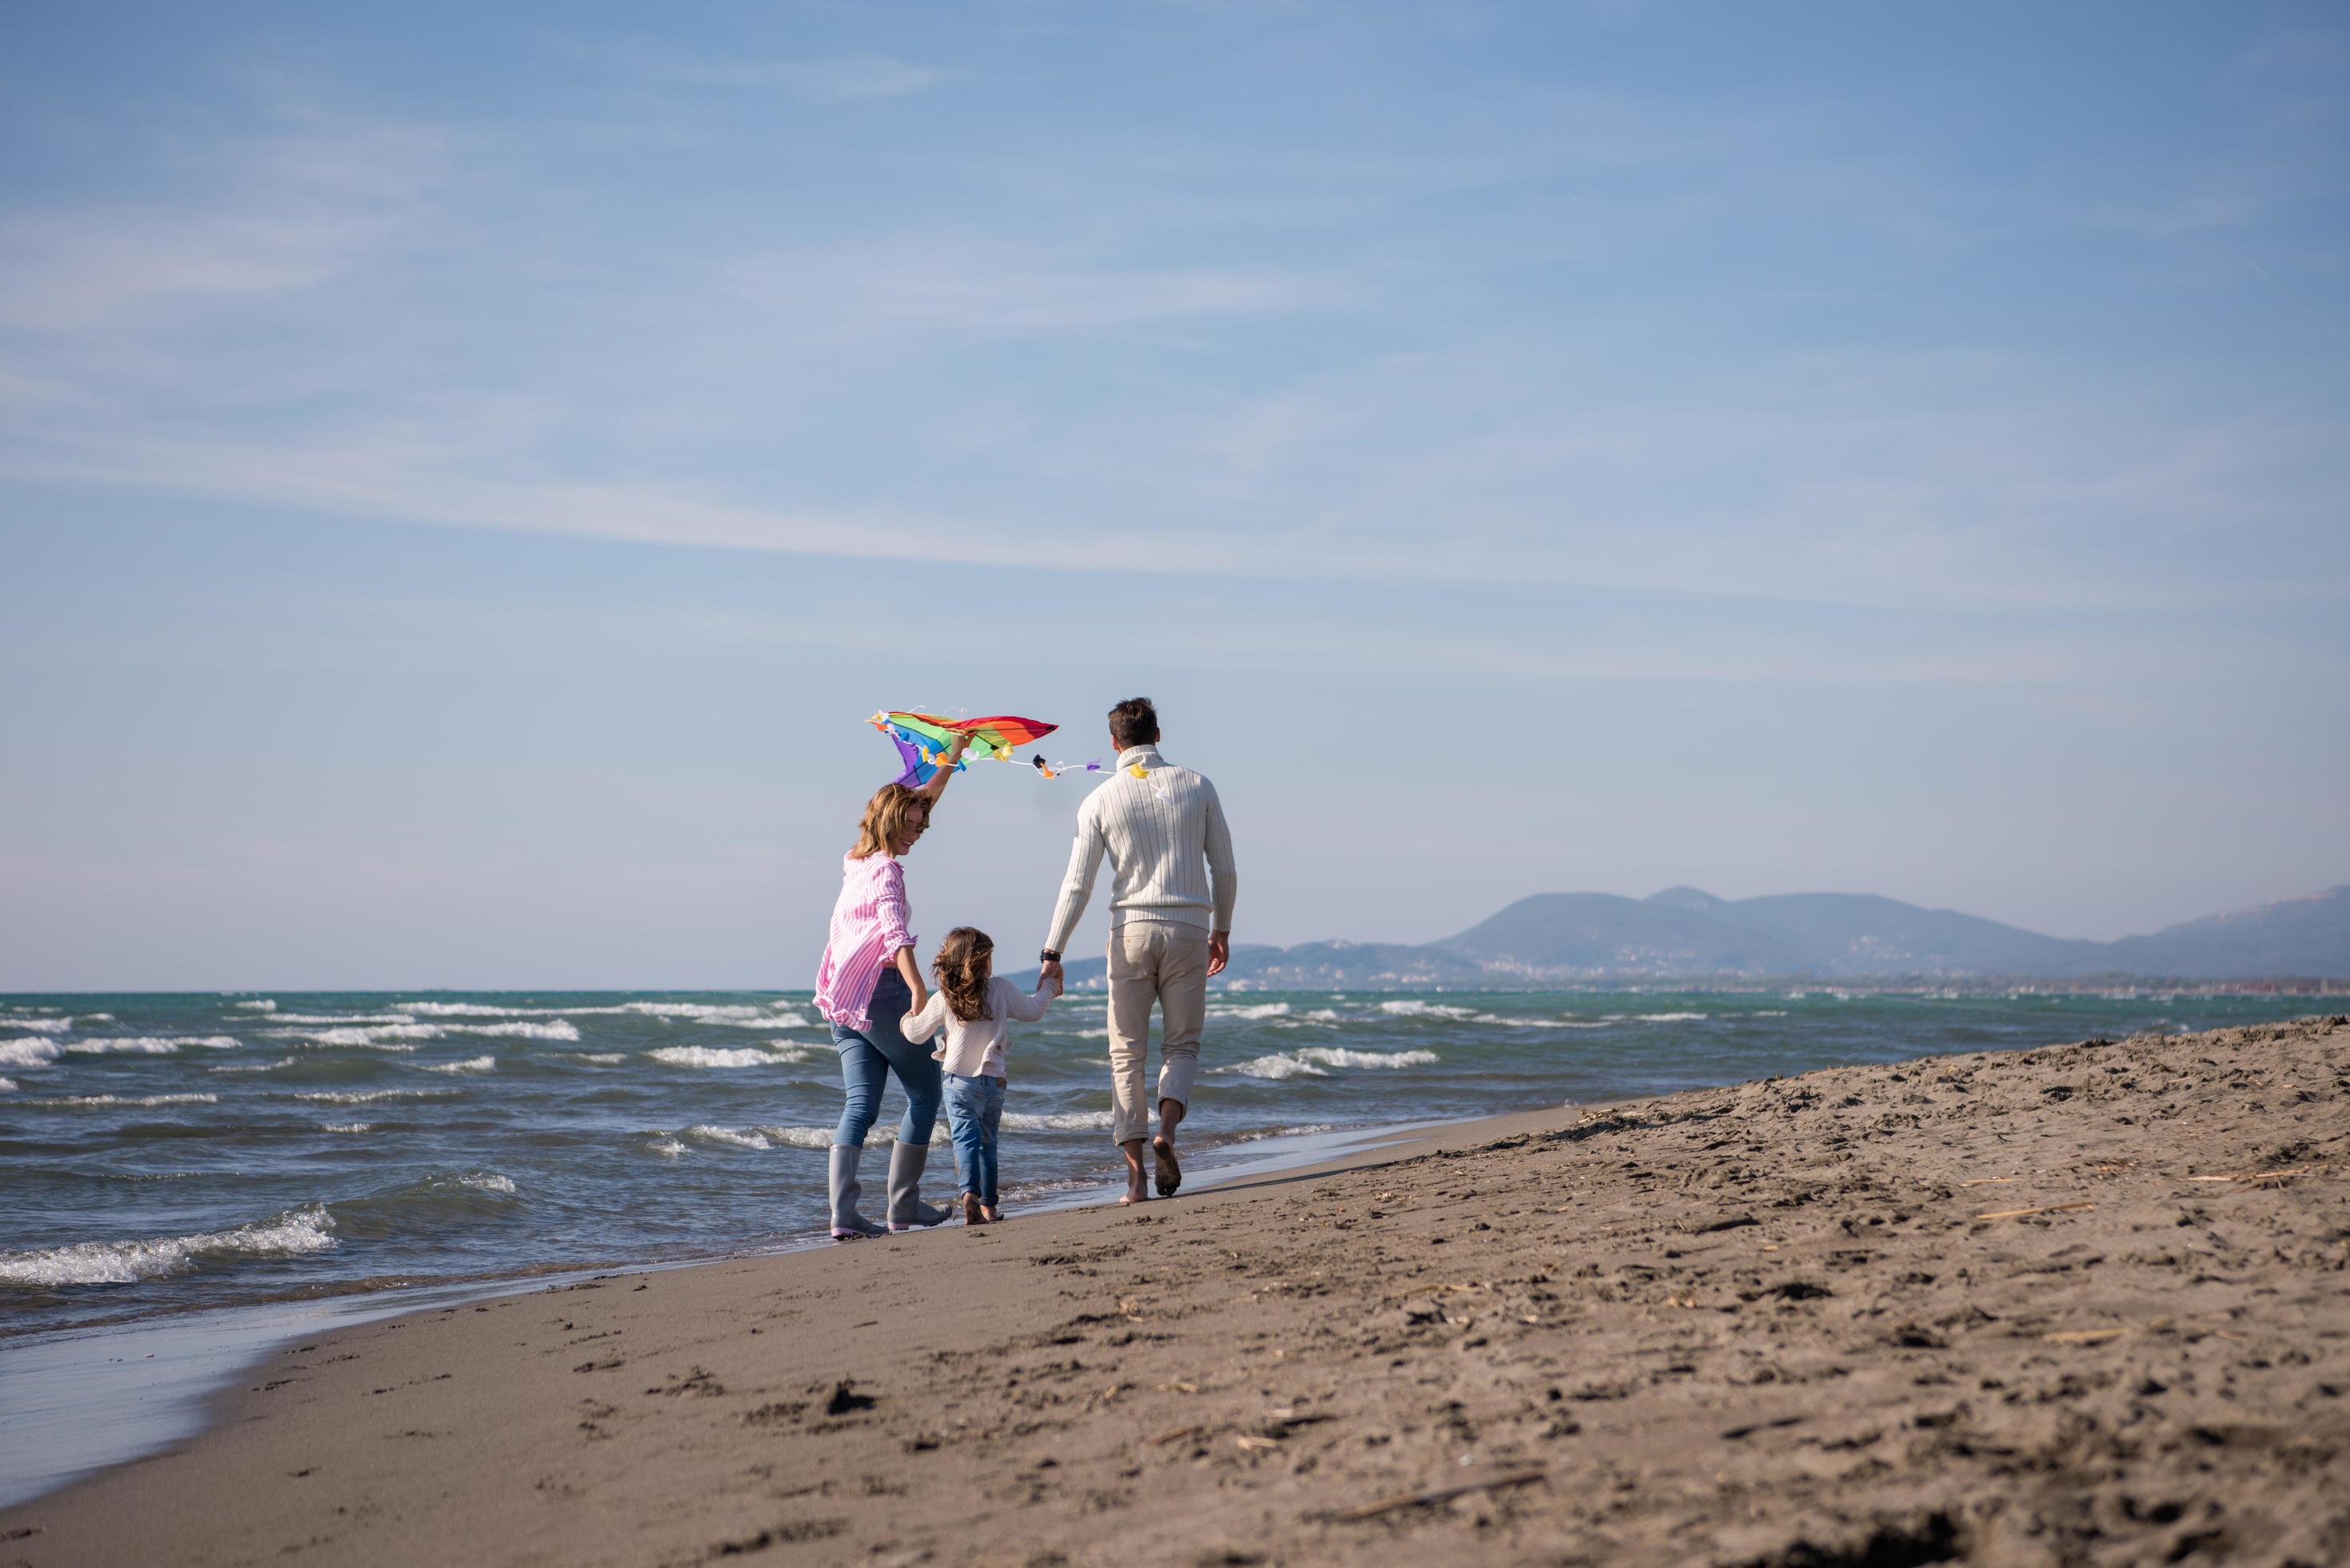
[1029,885,2350,990]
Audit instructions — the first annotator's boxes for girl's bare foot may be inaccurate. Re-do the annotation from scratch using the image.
[962,1192,984,1225]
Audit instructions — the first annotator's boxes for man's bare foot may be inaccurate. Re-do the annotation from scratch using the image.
[1119,1177,1149,1206]
[1151,1134,1182,1197]
[962,1192,985,1225]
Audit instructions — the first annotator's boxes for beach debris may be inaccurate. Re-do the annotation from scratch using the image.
[1972,1202,2094,1221]
[2041,1326,2132,1344]
[1235,1434,1279,1452]
[2185,1166,2319,1185]
[1960,1177,2020,1187]
[825,1379,876,1416]
[1331,1467,1547,1522]
[1721,1415,1806,1441]
[1151,1425,1202,1446]
[1156,1380,1199,1394]
[1680,1212,1760,1234]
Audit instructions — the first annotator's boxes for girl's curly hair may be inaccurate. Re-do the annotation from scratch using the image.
[933,927,995,1024]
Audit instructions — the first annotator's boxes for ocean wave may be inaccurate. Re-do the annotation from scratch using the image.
[420,1055,496,1074]
[1001,1110,1116,1130]
[326,1172,522,1239]
[320,1122,371,1133]
[1215,1002,1291,1020]
[450,1020,579,1042]
[266,1013,418,1025]
[65,1035,242,1054]
[620,1002,810,1028]
[394,1001,561,1017]
[0,1204,334,1288]
[760,1125,892,1150]
[293,1088,460,1105]
[1638,1012,1707,1022]
[1217,1054,1329,1080]
[1295,1047,1439,1070]
[233,999,278,1011]
[648,1046,804,1069]
[0,1039,63,1068]
[459,1172,517,1194]
[0,1078,15,1094]
[575,1053,626,1066]
[278,1024,442,1049]
[1378,1000,1477,1020]
[1230,1122,1339,1142]
[683,1124,770,1150]
[21,1092,221,1108]
[1,1017,70,1034]
[645,1136,686,1158]
[210,1056,298,1073]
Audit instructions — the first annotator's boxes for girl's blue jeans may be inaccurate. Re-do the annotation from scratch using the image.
[943,1071,1006,1206]
[830,970,939,1148]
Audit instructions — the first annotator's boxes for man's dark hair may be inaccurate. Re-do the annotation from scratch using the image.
[1107,697,1159,750]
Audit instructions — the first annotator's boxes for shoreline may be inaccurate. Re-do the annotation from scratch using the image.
[6,1018,2344,1565]
[0,1114,1493,1513]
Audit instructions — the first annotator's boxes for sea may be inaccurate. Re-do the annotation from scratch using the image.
[4,986,2340,1340]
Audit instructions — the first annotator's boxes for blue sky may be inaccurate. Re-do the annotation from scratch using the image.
[2,2,2346,989]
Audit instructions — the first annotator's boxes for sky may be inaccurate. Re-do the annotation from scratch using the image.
[2,2,2346,990]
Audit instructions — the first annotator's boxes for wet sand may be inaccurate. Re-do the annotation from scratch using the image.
[4,1016,2346,1566]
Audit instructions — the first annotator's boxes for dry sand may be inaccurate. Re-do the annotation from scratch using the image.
[4,1016,2347,1567]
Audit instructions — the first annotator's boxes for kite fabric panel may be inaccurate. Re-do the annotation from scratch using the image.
[869,710,1121,786]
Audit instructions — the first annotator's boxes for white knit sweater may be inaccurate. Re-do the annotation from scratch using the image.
[1043,745,1237,954]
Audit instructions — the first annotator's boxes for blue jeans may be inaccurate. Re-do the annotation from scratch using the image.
[943,1071,1006,1206]
[831,970,939,1148]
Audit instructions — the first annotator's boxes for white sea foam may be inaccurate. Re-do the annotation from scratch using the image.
[0,1204,335,1288]
[459,1172,517,1194]
[622,1001,807,1028]
[280,1024,442,1049]
[645,1136,687,1158]
[0,1039,62,1069]
[234,999,278,1011]
[86,1014,114,1022]
[294,1088,459,1104]
[576,1053,626,1065]
[683,1124,770,1150]
[2,1017,70,1034]
[268,1012,418,1025]
[450,1020,579,1042]
[210,1056,298,1074]
[1638,1012,1707,1022]
[1751,1010,1790,1018]
[1216,1002,1291,1020]
[648,1046,802,1069]
[1378,999,1478,1020]
[321,1122,371,1134]
[394,1001,557,1017]
[26,1092,221,1108]
[1294,1047,1438,1070]
[0,1078,15,1094]
[421,1055,496,1074]
[762,1125,891,1149]
[1218,1054,1330,1079]
[1001,1110,1116,1130]
[66,1035,242,1054]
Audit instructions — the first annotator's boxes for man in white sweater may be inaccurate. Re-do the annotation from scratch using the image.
[1039,698,1237,1204]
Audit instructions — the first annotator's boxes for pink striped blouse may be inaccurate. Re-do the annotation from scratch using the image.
[814,852,915,1033]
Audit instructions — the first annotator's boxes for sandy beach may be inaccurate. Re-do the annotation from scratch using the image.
[5,1015,2345,1566]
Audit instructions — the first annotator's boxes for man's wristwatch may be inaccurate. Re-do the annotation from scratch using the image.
[1039,949,1062,965]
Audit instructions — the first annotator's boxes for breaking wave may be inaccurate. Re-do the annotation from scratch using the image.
[22,1092,220,1109]
[0,1204,335,1288]
[65,1036,241,1054]
[450,1020,578,1042]
[0,1039,64,1068]
[1002,1110,1116,1130]
[421,1055,496,1074]
[683,1124,770,1150]
[293,1088,460,1105]
[648,1046,807,1069]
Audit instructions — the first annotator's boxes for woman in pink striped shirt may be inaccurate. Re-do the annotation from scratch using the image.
[815,731,967,1238]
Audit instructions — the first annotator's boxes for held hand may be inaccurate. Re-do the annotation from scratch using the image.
[1039,958,1064,995]
[1207,931,1230,977]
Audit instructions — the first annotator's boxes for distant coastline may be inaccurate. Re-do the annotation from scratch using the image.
[1016,882,2350,991]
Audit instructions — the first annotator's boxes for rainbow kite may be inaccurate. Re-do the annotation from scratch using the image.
[871,711,1107,787]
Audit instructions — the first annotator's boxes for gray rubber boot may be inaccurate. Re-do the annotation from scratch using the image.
[886,1141,951,1231]
[828,1145,886,1239]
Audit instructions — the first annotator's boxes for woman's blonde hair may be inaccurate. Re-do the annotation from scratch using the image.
[933,927,995,1023]
[851,783,930,860]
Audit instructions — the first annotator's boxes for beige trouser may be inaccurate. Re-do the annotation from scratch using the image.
[1106,921,1209,1147]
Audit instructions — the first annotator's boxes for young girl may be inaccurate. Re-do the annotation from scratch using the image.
[900,927,1056,1224]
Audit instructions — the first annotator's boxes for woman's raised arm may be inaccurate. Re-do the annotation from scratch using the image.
[917,730,971,806]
